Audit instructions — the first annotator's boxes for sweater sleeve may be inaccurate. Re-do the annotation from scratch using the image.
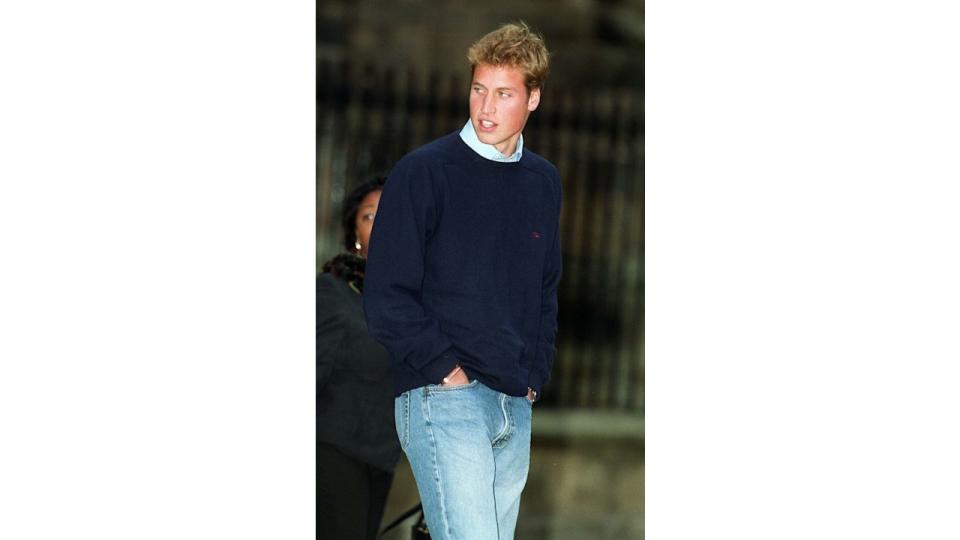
[363,158,459,384]
[528,178,563,397]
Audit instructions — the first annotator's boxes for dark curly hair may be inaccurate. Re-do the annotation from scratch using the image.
[341,176,387,253]
[320,177,387,291]
[321,253,367,290]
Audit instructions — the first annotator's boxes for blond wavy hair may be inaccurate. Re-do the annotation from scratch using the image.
[467,21,550,94]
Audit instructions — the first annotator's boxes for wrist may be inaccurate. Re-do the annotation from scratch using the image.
[420,352,459,386]
[442,364,463,384]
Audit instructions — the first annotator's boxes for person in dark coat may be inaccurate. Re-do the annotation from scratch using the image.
[317,177,400,540]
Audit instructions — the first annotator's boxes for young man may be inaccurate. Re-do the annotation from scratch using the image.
[363,22,561,540]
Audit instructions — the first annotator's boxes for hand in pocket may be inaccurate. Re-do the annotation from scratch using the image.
[441,364,470,387]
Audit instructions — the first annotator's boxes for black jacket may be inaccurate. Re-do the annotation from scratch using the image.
[317,272,400,472]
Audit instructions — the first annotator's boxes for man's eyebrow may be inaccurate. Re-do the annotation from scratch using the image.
[473,82,517,91]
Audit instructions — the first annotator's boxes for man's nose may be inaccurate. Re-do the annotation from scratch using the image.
[481,94,495,114]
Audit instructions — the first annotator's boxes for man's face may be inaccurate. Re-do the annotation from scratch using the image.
[469,63,541,157]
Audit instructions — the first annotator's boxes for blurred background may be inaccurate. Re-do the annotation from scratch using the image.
[317,0,644,537]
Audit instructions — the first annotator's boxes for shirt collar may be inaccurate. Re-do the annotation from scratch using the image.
[458,119,523,163]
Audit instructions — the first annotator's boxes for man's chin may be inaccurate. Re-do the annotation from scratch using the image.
[476,133,499,146]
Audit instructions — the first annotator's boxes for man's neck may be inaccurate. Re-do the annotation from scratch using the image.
[458,120,524,163]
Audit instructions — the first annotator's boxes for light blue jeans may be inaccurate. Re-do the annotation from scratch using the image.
[395,380,533,540]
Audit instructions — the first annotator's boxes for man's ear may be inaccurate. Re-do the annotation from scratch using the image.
[527,87,541,112]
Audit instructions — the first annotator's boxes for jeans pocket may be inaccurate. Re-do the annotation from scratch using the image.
[394,392,410,451]
[425,378,480,393]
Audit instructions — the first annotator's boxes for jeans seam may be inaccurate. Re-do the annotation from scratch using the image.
[491,393,512,448]
[423,387,453,540]
[400,392,410,450]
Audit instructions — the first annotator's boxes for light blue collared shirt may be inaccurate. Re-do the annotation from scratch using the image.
[458,120,523,162]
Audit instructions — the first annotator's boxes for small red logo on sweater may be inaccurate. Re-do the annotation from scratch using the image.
[531,231,542,239]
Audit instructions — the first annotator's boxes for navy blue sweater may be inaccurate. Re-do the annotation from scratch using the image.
[363,132,562,398]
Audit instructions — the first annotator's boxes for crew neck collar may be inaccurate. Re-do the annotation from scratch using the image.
[458,119,523,162]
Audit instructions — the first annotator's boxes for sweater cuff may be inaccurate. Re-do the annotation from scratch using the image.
[528,370,549,398]
[419,350,460,385]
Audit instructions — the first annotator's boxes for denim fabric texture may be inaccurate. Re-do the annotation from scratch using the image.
[395,380,533,540]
